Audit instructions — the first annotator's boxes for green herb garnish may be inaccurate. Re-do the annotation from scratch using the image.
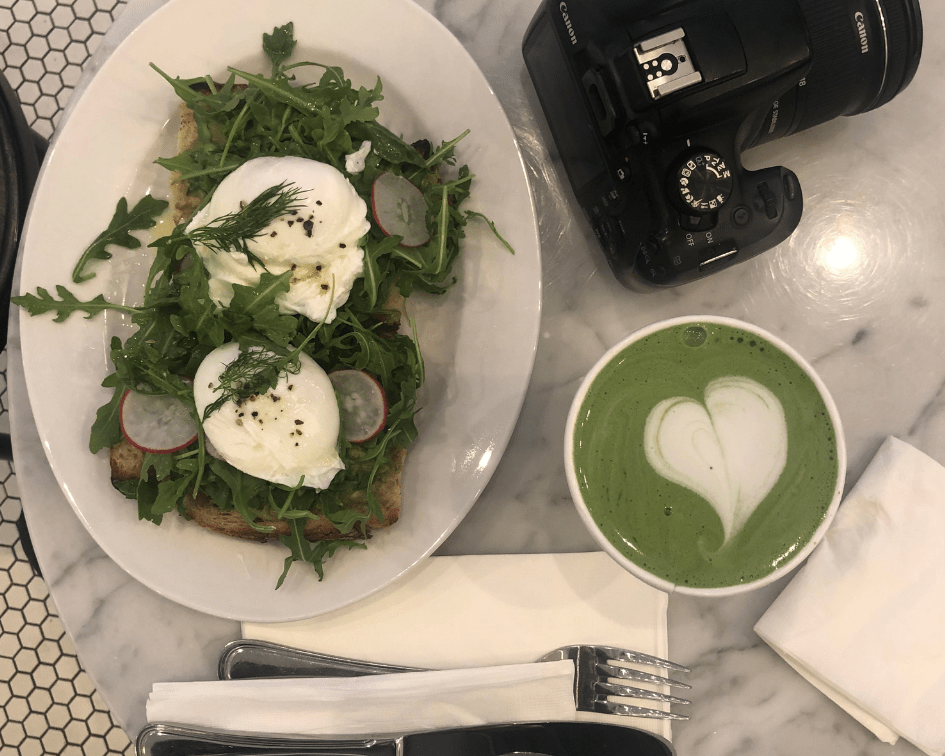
[71,194,168,283]
[13,286,140,321]
[202,348,299,420]
[263,21,297,76]
[186,182,306,270]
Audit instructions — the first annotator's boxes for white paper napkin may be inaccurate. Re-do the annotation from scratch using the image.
[147,660,577,735]
[241,551,673,740]
[755,436,945,756]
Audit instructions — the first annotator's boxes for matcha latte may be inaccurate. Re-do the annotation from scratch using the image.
[565,317,845,594]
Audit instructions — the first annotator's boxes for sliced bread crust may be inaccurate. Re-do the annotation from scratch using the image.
[110,439,405,542]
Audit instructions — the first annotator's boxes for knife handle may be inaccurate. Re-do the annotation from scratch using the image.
[136,722,398,756]
[219,639,423,680]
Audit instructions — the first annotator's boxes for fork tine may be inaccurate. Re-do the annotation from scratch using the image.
[590,645,691,673]
[594,699,691,721]
[595,680,690,705]
[598,661,691,690]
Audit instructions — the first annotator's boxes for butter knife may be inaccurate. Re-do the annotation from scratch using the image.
[218,639,423,680]
[136,721,674,756]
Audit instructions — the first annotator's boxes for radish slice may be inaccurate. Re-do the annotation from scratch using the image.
[329,369,387,443]
[120,389,198,454]
[371,172,430,247]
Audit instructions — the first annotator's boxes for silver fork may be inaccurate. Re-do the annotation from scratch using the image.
[539,645,691,720]
[218,639,692,721]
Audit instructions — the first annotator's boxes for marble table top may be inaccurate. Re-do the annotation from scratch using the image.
[10,0,943,753]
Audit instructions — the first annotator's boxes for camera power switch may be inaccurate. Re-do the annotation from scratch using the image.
[679,213,716,232]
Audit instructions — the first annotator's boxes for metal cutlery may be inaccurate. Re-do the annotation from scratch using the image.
[136,721,675,756]
[218,640,691,721]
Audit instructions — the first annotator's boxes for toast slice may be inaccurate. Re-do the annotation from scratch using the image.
[110,438,404,542]
[109,86,408,545]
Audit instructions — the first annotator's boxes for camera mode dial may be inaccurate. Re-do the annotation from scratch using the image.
[675,150,734,214]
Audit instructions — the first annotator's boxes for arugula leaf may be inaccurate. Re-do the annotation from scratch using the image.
[152,475,198,520]
[169,261,226,347]
[263,22,296,75]
[277,518,364,587]
[71,195,168,283]
[142,451,176,481]
[135,477,161,523]
[12,286,140,321]
[223,271,297,346]
[228,66,381,129]
[209,459,276,535]
[466,210,515,255]
[156,151,245,186]
[89,379,125,454]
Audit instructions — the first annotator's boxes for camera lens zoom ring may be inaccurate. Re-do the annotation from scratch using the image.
[868,0,922,111]
[790,0,921,132]
[792,0,872,128]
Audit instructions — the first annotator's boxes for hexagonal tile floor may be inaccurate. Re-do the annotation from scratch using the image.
[1,2,137,754]
[1,0,127,139]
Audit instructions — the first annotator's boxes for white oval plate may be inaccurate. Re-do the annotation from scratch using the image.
[18,0,541,622]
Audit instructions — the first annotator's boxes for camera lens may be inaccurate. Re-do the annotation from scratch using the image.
[751,0,922,147]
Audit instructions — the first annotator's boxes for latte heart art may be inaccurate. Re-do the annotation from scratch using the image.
[643,376,788,544]
[567,318,843,594]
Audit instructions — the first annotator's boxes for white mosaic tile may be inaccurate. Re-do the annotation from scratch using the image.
[1,2,135,753]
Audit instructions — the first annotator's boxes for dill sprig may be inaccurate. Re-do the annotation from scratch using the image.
[202,279,336,420]
[186,182,307,270]
[202,348,301,420]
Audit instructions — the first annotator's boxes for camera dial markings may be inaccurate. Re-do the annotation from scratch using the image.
[675,151,734,213]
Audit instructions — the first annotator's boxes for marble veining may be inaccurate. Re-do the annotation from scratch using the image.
[10,0,945,753]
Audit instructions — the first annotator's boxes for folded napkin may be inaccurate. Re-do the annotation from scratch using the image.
[147,660,577,735]
[231,551,673,740]
[755,436,945,756]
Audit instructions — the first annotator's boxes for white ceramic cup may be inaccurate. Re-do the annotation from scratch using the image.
[564,315,846,596]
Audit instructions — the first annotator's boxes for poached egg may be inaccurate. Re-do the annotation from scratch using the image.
[193,343,344,489]
[187,156,371,323]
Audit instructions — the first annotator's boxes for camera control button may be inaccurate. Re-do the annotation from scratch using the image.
[646,264,668,282]
[732,206,751,226]
[637,241,667,282]
[782,172,798,201]
[675,150,734,214]
[592,217,621,251]
[599,186,626,215]
[757,182,778,219]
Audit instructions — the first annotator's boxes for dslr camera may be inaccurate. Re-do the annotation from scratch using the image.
[522,0,922,288]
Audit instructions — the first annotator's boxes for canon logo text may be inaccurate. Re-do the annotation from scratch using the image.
[560,3,577,45]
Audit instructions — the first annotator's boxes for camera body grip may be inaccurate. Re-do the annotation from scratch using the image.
[594,153,804,289]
